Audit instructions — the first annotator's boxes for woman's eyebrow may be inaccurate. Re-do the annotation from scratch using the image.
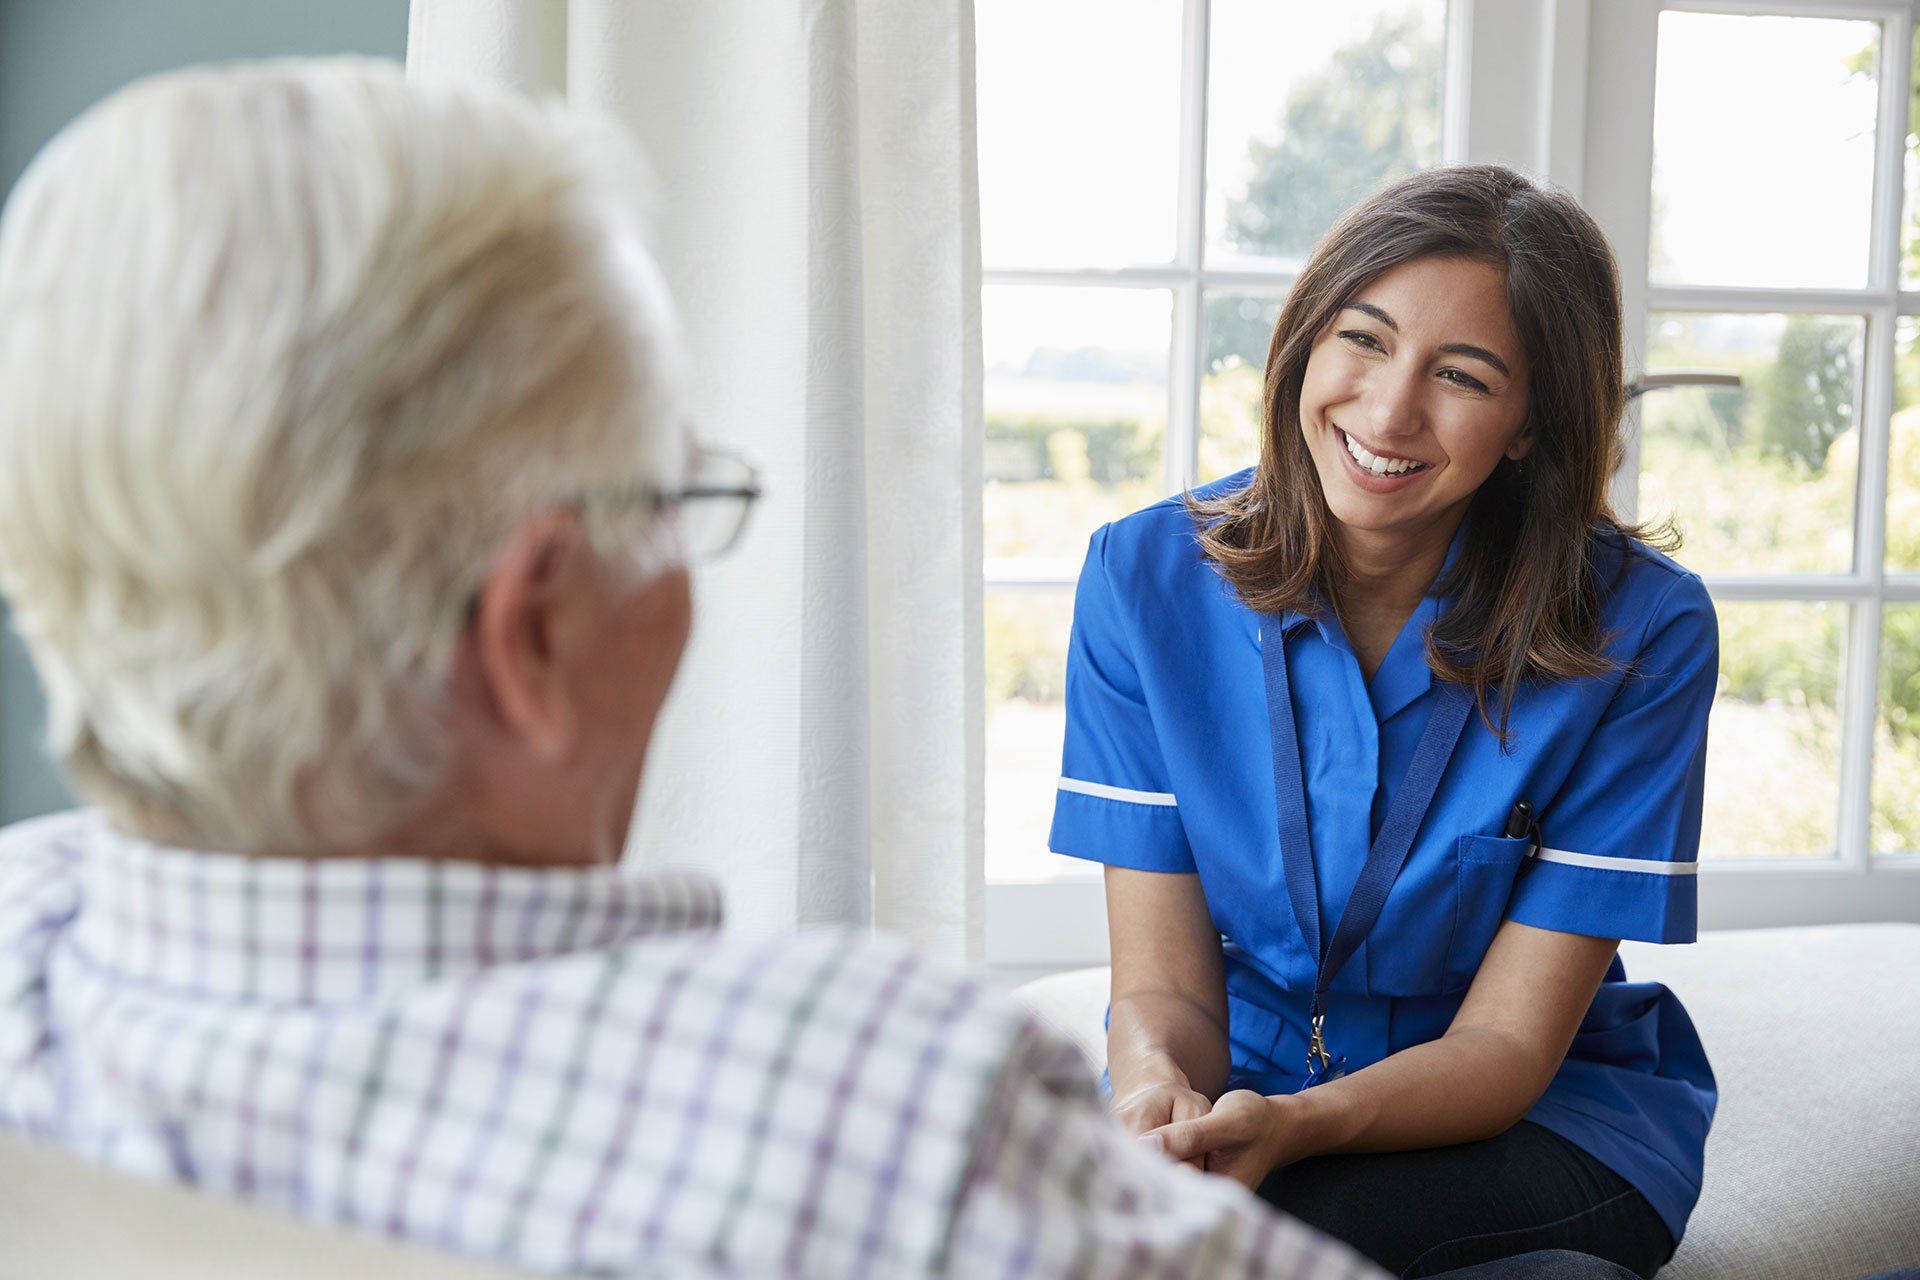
[1439,343,1511,378]
[1344,301,1397,330]
[1342,301,1513,378]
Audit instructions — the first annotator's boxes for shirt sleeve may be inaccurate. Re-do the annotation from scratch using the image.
[1047,524,1196,873]
[944,1020,1386,1280]
[1506,570,1718,944]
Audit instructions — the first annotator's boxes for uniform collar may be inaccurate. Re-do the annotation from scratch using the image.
[1369,515,1470,721]
[1270,516,1470,723]
[68,810,723,1006]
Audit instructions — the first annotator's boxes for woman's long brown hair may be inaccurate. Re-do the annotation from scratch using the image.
[1190,164,1670,740]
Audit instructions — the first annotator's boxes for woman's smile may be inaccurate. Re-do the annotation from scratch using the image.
[1333,425,1433,493]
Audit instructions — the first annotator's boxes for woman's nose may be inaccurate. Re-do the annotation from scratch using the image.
[1366,365,1425,439]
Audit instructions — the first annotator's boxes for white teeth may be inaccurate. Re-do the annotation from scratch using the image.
[1342,430,1423,478]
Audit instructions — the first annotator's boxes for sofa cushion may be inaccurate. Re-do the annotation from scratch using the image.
[1013,924,1920,1280]
[0,1127,534,1279]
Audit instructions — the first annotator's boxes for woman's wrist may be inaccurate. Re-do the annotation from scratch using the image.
[1264,1083,1366,1165]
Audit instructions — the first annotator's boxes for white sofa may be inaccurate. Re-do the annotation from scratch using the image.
[0,1127,527,1279]
[1013,924,1920,1280]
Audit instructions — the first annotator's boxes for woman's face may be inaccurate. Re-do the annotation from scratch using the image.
[1296,255,1531,547]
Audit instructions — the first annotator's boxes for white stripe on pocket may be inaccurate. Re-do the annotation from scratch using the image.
[1533,847,1699,877]
[1057,777,1178,807]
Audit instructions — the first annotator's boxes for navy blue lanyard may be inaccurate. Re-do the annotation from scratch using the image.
[1259,613,1474,1086]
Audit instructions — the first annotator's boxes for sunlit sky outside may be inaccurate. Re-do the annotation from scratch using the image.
[979,2,1437,371]
[976,1,1443,272]
[1651,12,1880,290]
[975,0,1182,269]
[1204,0,1445,264]
[977,5,1890,377]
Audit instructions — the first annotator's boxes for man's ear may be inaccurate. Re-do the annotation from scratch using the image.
[468,510,589,760]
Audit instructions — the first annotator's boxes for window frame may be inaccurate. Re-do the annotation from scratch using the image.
[985,0,1920,974]
[1587,0,1920,920]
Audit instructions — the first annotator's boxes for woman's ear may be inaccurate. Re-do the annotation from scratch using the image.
[467,510,591,760]
[1506,422,1535,463]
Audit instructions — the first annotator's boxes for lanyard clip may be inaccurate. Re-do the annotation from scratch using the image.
[1303,1012,1346,1089]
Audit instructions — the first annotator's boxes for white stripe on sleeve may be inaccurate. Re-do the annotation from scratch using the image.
[1056,777,1178,807]
[1533,846,1699,877]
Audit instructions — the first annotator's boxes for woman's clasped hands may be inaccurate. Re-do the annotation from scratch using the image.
[1115,1080,1313,1189]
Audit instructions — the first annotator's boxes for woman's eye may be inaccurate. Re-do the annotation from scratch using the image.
[1439,368,1490,394]
[1338,330,1384,352]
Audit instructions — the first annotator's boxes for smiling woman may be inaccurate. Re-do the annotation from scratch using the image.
[1051,165,1720,1278]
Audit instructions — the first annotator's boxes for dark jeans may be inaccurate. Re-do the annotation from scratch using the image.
[1256,1120,1675,1279]
[1434,1252,1641,1280]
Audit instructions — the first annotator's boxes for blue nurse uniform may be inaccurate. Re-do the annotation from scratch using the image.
[1048,469,1719,1245]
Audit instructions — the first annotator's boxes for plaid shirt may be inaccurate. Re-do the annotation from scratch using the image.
[0,809,1378,1279]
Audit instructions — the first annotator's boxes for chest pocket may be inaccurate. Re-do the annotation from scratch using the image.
[1361,833,1532,996]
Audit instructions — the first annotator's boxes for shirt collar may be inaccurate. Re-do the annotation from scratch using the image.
[1367,515,1470,720]
[1269,516,1470,721]
[68,810,723,1006]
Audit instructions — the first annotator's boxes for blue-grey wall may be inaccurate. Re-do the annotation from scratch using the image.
[0,0,409,822]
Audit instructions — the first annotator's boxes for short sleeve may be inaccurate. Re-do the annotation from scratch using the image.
[1047,524,1196,873]
[1506,571,1718,944]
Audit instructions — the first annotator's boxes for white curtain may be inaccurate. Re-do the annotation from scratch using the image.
[408,0,985,964]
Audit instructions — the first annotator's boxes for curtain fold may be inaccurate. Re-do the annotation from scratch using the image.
[408,0,985,964]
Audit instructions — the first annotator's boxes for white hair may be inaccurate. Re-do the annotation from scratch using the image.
[0,58,688,852]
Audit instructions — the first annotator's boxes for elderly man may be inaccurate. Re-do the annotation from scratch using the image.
[0,59,1376,1280]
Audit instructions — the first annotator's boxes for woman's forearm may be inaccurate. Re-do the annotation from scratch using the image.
[1106,987,1233,1100]
[1283,1024,1558,1157]
[1278,926,1619,1160]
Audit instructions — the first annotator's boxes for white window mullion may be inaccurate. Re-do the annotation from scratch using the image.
[1668,0,1907,20]
[1854,6,1914,867]
[1646,284,1891,314]
[1702,575,1875,601]
[1169,281,1201,493]
[1583,0,1664,519]
[1841,319,1888,870]
[1173,0,1210,271]
[1166,0,1211,495]
[980,267,1188,288]
[1442,0,1475,164]
[1867,5,1909,297]
[1843,594,1886,866]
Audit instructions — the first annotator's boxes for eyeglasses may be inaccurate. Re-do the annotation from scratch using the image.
[641,443,762,563]
[464,444,762,624]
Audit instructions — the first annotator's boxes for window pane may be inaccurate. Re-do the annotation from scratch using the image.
[984,285,1169,562]
[977,0,1182,269]
[1205,1,1446,271]
[985,591,1089,881]
[1651,12,1879,290]
[1637,313,1861,575]
[1874,604,1920,853]
[1200,292,1284,482]
[1886,317,1920,570]
[1705,602,1845,860]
